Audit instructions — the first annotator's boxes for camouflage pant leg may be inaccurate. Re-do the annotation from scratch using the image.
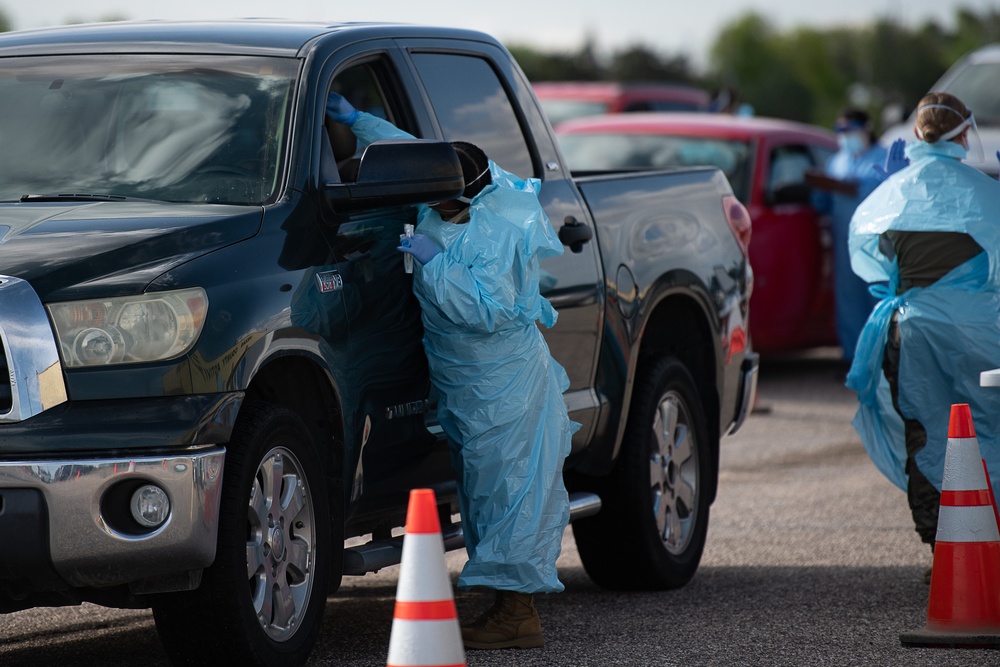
[883,315,940,545]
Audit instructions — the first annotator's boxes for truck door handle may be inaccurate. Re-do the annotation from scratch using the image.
[559,216,593,253]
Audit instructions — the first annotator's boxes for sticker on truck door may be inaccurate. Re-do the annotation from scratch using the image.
[315,270,343,293]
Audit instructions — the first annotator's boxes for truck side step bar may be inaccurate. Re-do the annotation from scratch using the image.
[343,491,601,576]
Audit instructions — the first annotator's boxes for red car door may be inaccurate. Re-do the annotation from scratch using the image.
[746,137,836,354]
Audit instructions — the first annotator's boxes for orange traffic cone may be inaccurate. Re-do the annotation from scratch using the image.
[901,403,1000,648]
[386,488,466,667]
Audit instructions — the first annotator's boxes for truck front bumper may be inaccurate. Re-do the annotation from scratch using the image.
[0,447,225,589]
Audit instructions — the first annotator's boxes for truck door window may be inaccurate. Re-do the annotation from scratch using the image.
[767,144,816,205]
[408,53,534,179]
[327,63,399,182]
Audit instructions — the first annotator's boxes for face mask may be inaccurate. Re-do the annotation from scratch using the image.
[838,133,865,155]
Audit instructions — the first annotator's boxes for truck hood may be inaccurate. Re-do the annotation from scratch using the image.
[0,201,263,301]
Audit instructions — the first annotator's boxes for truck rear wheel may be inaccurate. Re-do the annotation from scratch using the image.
[573,358,710,590]
[152,401,331,666]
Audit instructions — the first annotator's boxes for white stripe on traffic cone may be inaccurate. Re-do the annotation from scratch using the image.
[936,436,1000,543]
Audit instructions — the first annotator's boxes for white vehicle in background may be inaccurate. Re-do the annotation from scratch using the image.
[880,44,1000,177]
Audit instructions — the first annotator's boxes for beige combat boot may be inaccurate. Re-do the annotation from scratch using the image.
[461,590,544,649]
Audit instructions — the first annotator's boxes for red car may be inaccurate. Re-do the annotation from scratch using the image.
[534,81,711,126]
[555,112,839,354]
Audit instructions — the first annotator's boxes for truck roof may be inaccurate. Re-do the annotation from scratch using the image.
[0,19,499,57]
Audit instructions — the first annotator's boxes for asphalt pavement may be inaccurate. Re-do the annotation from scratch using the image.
[3,348,1000,666]
[310,348,999,666]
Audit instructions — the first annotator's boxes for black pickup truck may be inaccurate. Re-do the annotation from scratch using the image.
[0,20,757,666]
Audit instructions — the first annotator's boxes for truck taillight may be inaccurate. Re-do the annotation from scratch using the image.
[723,195,751,257]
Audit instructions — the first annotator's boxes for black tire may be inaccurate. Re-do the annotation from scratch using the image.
[573,358,711,590]
[152,401,332,666]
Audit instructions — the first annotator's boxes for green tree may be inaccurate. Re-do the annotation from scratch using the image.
[705,9,985,129]
[948,8,1000,63]
[508,39,698,85]
[513,6,999,129]
[508,39,602,82]
[779,27,848,126]
[708,13,813,121]
[606,45,694,83]
[865,19,944,119]
[0,6,11,32]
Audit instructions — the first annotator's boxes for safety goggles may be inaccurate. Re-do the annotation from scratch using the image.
[833,118,869,133]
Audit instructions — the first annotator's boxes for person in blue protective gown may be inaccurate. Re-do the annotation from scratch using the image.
[326,92,578,649]
[845,92,1000,575]
[808,110,888,364]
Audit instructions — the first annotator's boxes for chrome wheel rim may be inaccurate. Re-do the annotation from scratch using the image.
[246,446,316,641]
[650,390,698,555]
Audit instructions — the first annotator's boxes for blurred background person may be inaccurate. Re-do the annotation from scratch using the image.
[806,109,887,365]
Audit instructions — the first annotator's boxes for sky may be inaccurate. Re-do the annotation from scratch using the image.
[5,0,1000,70]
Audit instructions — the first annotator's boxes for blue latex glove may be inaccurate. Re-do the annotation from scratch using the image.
[397,233,441,265]
[326,92,359,125]
[875,138,909,178]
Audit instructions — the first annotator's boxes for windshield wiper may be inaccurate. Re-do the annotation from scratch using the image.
[19,193,159,203]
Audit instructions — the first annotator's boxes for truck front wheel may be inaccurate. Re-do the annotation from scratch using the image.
[152,401,331,666]
[573,358,711,590]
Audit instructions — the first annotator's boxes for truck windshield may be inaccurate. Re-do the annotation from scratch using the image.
[557,133,752,202]
[0,55,297,204]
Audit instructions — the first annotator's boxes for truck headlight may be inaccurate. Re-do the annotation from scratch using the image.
[47,288,208,367]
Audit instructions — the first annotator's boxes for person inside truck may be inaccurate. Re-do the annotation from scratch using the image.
[845,92,1000,581]
[806,109,887,365]
[326,90,578,650]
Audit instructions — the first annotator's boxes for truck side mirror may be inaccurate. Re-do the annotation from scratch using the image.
[323,140,465,215]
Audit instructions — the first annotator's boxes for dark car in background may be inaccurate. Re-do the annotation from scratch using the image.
[533,81,711,126]
[555,112,839,355]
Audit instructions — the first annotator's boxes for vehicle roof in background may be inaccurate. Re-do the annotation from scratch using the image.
[555,112,837,143]
[533,81,709,104]
[962,43,1000,62]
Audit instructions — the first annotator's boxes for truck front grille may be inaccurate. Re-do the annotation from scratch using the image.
[0,336,11,414]
[0,275,68,422]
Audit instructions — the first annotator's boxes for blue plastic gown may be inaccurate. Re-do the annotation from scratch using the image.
[814,143,887,361]
[350,113,578,593]
[846,139,1000,493]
